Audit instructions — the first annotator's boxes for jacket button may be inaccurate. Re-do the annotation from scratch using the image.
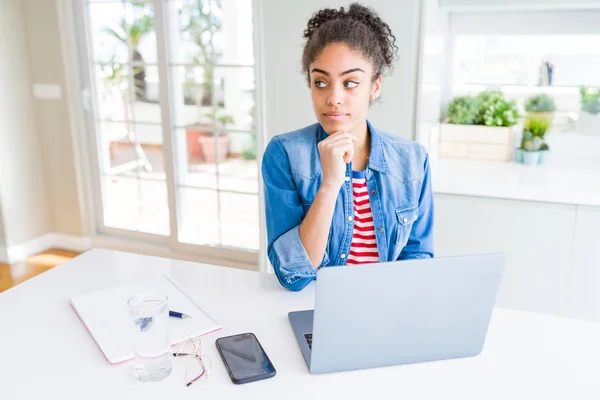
[403,217,408,223]
[348,216,353,221]
[371,190,377,195]
[378,227,384,233]
[340,254,346,259]
[345,176,350,182]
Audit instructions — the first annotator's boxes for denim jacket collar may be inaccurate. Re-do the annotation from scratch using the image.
[316,120,388,174]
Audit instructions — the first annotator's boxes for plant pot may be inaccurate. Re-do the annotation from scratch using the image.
[522,151,540,166]
[514,148,524,163]
[198,134,229,163]
[439,123,514,162]
[579,111,600,136]
[186,124,213,159]
[526,111,554,131]
[538,150,550,165]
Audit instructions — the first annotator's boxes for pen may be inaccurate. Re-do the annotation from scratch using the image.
[135,311,191,331]
[169,310,191,319]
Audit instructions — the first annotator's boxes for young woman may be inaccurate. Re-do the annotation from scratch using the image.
[262,3,434,291]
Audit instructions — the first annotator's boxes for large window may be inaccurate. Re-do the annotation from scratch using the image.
[442,9,600,136]
[80,0,259,263]
[453,35,600,87]
[452,33,600,129]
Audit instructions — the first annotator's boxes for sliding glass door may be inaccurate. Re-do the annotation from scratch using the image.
[78,0,259,265]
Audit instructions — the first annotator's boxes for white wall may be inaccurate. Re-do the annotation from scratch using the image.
[21,0,85,237]
[415,0,449,149]
[0,0,52,247]
[261,0,423,139]
[0,201,5,248]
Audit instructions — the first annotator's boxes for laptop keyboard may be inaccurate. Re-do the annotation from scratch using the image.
[304,333,313,349]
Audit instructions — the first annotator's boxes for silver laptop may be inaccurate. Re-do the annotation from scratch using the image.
[288,254,505,374]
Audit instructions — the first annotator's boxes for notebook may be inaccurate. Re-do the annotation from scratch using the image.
[70,274,222,364]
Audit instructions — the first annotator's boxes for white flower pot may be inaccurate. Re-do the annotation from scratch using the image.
[439,123,514,162]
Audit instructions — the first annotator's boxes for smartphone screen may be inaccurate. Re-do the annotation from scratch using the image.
[216,333,276,384]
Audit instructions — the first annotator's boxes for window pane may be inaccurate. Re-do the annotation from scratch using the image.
[177,188,258,250]
[178,188,220,246]
[126,2,158,64]
[99,121,131,171]
[169,65,212,127]
[93,64,161,124]
[219,191,259,250]
[212,0,255,65]
[166,0,253,65]
[213,67,255,132]
[177,139,257,192]
[174,126,219,189]
[102,175,170,235]
[94,63,131,121]
[168,0,220,65]
[89,3,129,63]
[98,122,164,174]
[89,2,157,64]
[454,35,600,87]
[131,64,162,121]
[215,141,258,194]
[452,34,600,121]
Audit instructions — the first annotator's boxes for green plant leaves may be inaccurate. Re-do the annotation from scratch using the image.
[447,96,478,125]
[525,94,556,113]
[580,85,600,115]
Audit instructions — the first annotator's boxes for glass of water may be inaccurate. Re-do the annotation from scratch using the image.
[128,292,172,382]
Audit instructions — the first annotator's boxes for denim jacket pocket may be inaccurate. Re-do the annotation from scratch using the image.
[395,204,419,245]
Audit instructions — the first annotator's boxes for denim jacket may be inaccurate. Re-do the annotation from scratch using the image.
[262,121,434,291]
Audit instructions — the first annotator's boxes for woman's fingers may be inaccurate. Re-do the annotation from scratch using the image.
[317,131,357,165]
[330,140,355,163]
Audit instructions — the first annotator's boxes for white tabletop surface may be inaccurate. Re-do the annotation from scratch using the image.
[430,133,600,207]
[2,248,600,399]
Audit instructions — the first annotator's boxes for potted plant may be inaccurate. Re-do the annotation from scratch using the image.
[579,85,600,136]
[515,118,550,165]
[446,95,478,125]
[521,132,543,165]
[197,113,234,163]
[440,90,521,161]
[184,77,212,160]
[524,94,556,130]
[186,121,212,159]
[539,142,550,164]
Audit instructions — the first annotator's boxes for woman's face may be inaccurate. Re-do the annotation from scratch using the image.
[309,42,382,136]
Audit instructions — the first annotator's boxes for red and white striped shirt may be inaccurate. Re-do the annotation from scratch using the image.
[347,170,380,264]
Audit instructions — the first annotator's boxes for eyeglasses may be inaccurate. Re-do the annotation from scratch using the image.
[173,338,212,387]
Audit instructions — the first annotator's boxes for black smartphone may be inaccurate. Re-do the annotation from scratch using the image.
[215,332,276,384]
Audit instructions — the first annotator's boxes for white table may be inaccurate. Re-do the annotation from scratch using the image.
[2,249,600,399]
